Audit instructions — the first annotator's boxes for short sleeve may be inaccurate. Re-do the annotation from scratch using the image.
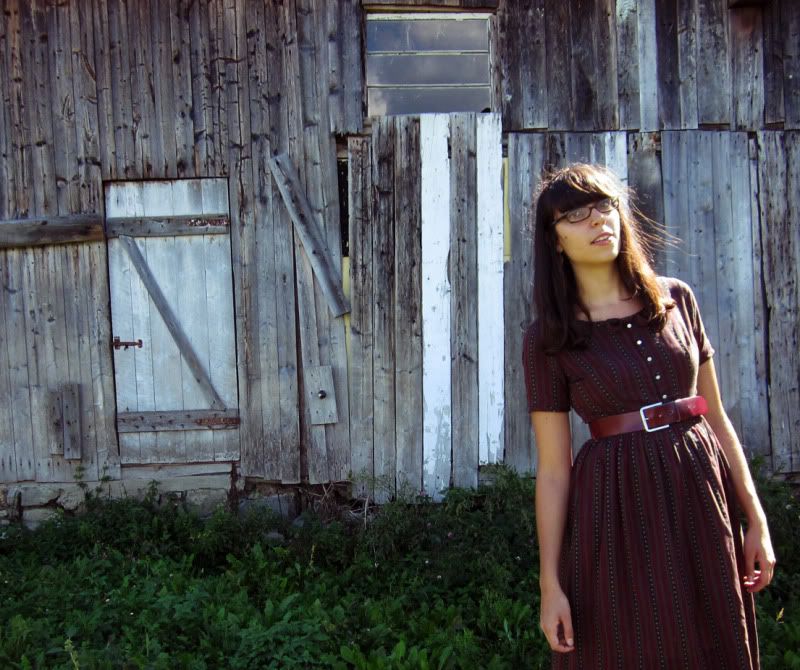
[522,322,570,412]
[674,280,715,365]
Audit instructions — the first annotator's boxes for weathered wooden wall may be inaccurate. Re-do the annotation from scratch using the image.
[497,0,799,133]
[1,0,799,495]
[0,0,362,485]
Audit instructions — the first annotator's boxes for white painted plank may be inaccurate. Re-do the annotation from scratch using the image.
[129,237,157,462]
[172,179,204,216]
[201,178,229,216]
[108,237,141,463]
[145,236,186,462]
[421,114,452,501]
[105,181,144,219]
[141,181,174,219]
[476,114,504,465]
[174,234,214,461]
[204,233,239,461]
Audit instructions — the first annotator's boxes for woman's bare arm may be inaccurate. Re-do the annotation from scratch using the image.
[697,358,776,592]
[532,410,575,651]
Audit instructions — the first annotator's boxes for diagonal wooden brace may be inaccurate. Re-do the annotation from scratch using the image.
[268,152,350,318]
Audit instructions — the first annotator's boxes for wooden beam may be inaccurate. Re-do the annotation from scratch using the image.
[117,409,240,432]
[118,235,226,410]
[0,215,104,249]
[105,216,230,238]
[268,152,350,317]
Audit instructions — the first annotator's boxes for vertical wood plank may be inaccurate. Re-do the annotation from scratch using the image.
[169,0,195,178]
[128,0,156,176]
[348,136,374,499]
[569,0,596,131]
[21,1,57,216]
[499,0,547,131]
[762,0,785,127]
[90,0,117,179]
[545,0,574,130]
[144,234,187,463]
[758,131,799,473]
[637,0,659,131]
[627,132,665,273]
[106,0,136,178]
[711,132,741,434]
[371,116,396,500]
[450,114,479,489]
[783,0,800,129]
[696,0,731,126]
[7,0,32,216]
[0,6,16,218]
[3,252,35,480]
[188,0,213,175]
[68,0,102,212]
[340,0,363,133]
[148,0,175,177]
[0,251,19,482]
[476,114,504,464]
[421,114,452,499]
[394,117,423,494]
[727,132,766,454]
[676,0,699,128]
[730,8,764,131]
[86,241,120,479]
[616,0,641,130]
[655,0,681,129]
[276,0,303,484]
[592,0,619,130]
[744,135,770,458]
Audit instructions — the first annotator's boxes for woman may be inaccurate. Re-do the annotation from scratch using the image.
[523,164,775,669]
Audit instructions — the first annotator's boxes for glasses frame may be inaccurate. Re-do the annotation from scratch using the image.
[553,197,620,225]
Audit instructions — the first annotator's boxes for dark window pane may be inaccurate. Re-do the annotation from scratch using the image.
[367,53,489,86]
[368,86,491,116]
[366,19,488,53]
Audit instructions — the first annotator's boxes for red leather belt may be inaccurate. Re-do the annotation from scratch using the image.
[588,395,708,440]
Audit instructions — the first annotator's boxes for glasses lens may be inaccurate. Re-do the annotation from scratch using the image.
[566,207,590,223]
[595,198,614,212]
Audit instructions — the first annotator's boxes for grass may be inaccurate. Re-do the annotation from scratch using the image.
[0,463,797,669]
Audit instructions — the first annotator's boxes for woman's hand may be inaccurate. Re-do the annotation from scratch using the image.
[540,584,575,653]
[742,519,776,593]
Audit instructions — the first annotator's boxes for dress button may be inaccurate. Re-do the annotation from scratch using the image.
[655,374,661,380]
[647,356,653,362]
[636,339,643,345]
[662,394,668,400]
[626,323,632,329]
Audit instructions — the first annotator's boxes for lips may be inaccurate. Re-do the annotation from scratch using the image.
[592,233,614,244]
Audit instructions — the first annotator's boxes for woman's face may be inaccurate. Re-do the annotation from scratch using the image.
[551,196,622,267]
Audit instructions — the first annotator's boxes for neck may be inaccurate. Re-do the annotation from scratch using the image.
[571,262,629,309]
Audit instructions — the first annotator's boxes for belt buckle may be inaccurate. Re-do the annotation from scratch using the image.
[639,401,669,433]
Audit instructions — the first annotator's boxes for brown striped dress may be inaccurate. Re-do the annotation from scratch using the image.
[523,277,759,670]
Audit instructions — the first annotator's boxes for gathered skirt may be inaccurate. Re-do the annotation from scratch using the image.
[551,417,759,670]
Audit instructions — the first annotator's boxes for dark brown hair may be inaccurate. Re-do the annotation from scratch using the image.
[532,163,673,352]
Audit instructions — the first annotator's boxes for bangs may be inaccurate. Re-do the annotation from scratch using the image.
[536,164,620,223]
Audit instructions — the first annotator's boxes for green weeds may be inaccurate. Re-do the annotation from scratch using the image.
[0,463,797,669]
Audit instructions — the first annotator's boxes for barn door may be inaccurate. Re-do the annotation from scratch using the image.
[105,180,240,465]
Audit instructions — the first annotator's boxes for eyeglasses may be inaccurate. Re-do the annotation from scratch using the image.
[553,197,619,225]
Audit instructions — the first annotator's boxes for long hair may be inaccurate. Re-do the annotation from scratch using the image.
[532,163,672,352]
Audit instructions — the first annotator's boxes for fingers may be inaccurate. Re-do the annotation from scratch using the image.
[541,616,575,653]
[744,558,775,593]
[743,550,777,594]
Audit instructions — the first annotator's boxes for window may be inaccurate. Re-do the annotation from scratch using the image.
[366,13,492,116]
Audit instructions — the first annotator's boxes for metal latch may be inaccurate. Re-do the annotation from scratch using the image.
[113,336,143,350]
